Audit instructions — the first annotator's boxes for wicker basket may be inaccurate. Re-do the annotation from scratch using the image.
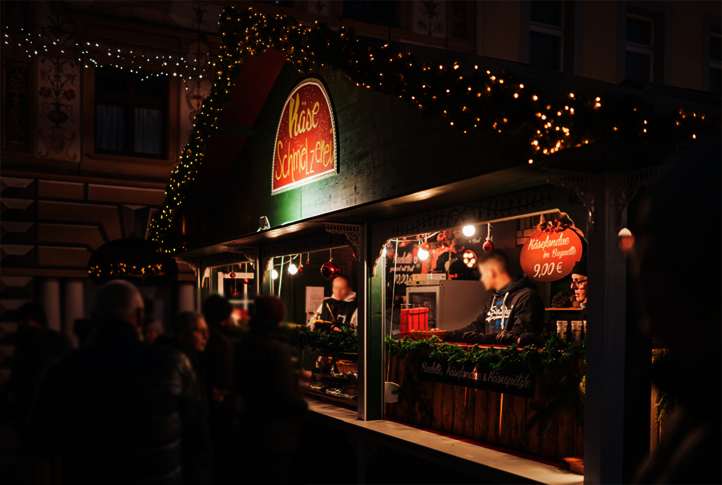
[410,330,448,341]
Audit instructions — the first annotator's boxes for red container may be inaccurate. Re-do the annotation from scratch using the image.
[400,307,429,335]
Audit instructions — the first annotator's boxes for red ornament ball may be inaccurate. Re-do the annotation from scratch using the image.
[482,240,495,252]
[229,272,236,278]
[321,260,341,280]
[243,278,249,284]
[297,266,304,273]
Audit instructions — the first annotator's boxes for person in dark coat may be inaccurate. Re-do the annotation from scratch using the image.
[7,302,72,423]
[445,249,544,345]
[23,280,212,485]
[234,295,308,485]
[200,294,236,483]
[633,148,721,483]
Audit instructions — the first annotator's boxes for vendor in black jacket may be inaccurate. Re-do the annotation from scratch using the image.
[445,249,544,345]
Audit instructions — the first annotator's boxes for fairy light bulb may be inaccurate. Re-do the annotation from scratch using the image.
[418,248,429,261]
[463,225,476,237]
[288,263,298,275]
[271,269,279,280]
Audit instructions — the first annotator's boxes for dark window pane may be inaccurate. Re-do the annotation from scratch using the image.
[134,77,167,99]
[134,107,162,155]
[710,67,721,94]
[95,104,126,151]
[530,0,562,27]
[625,51,651,82]
[96,70,127,94]
[344,0,397,27]
[710,35,721,62]
[627,16,652,45]
[530,31,561,70]
[255,0,295,6]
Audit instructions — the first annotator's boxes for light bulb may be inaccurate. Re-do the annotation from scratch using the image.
[271,269,279,280]
[418,248,429,261]
[288,263,298,275]
[463,225,476,237]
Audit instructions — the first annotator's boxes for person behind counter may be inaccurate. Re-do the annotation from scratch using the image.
[445,249,544,345]
[312,275,358,329]
[570,259,588,320]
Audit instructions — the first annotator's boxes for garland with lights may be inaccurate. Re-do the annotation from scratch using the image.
[148,6,718,253]
[3,20,215,82]
[88,263,166,279]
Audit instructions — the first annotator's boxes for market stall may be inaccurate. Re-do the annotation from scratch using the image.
[159,7,719,483]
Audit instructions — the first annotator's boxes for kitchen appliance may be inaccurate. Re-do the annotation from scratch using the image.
[405,279,487,330]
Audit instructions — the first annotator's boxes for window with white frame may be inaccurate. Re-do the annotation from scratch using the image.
[625,14,654,83]
[709,29,721,94]
[529,0,564,71]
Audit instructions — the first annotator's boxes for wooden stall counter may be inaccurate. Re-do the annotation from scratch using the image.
[385,339,586,465]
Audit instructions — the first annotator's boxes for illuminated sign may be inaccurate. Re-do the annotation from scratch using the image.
[272,78,337,195]
[520,229,583,282]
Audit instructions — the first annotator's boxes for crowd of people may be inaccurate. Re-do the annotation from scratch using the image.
[0,283,306,485]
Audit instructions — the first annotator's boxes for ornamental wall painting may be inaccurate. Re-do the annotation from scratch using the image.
[4,60,31,150]
[413,0,447,39]
[36,56,80,162]
[308,1,330,17]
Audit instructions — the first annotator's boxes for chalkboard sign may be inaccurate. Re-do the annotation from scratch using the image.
[419,356,536,398]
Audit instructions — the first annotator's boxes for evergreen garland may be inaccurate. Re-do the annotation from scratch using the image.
[295,324,357,355]
[149,6,718,252]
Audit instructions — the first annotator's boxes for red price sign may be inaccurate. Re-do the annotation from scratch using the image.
[520,229,583,282]
[272,78,337,195]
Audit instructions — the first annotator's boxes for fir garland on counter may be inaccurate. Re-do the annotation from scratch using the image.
[386,333,585,375]
[295,324,357,355]
[148,6,718,253]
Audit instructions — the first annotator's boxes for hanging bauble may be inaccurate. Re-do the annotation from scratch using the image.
[321,260,341,280]
[483,240,494,252]
[229,272,236,278]
[243,278,249,284]
[297,265,304,273]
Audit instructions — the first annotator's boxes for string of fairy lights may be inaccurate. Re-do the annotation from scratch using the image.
[131,6,714,253]
[3,22,216,82]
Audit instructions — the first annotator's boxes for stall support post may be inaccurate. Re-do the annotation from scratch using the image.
[585,172,627,484]
[358,224,385,421]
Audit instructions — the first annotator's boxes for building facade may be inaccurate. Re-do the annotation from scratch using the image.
[0,0,719,383]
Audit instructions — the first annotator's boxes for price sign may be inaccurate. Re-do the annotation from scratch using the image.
[520,229,583,282]
[272,78,337,195]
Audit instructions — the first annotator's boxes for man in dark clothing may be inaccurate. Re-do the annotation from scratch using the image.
[445,249,544,345]
[235,295,308,485]
[23,280,212,485]
[632,148,720,484]
[314,275,358,328]
[8,302,71,423]
[200,294,236,484]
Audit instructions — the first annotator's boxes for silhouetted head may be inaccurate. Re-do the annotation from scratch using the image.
[478,249,513,292]
[173,311,209,352]
[16,302,47,332]
[143,316,164,345]
[252,295,286,329]
[332,275,353,301]
[202,294,234,329]
[95,280,144,332]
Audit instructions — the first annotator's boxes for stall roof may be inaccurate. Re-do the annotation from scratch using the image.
[168,9,719,258]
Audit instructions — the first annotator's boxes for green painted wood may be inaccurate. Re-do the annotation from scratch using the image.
[366,247,385,420]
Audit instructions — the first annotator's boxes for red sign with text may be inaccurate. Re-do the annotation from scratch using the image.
[272,79,337,194]
[520,229,583,282]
